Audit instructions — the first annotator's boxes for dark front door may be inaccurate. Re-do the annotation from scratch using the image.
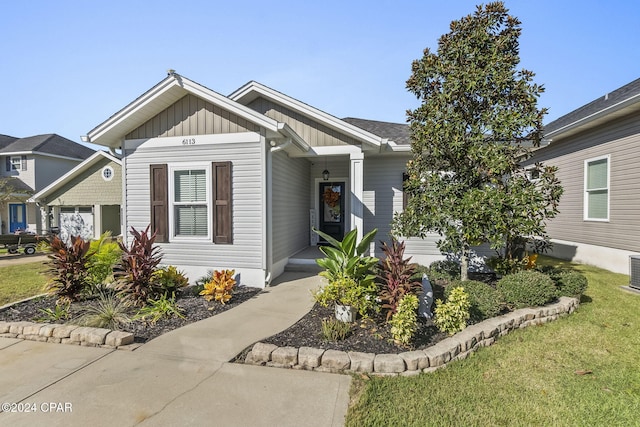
[9,203,27,233]
[319,182,345,243]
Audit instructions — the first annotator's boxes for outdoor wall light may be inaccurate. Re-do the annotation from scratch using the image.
[322,157,330,180]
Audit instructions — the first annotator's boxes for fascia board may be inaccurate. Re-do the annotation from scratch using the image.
[230,82,383,147]
[31,151,121,201]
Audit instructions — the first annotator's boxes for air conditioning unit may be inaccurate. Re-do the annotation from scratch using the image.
[629,255,640,289]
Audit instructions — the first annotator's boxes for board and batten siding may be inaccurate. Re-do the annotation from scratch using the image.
[529,112,640,253]
[126,94,260,140]
[271,151,311,263]
[43,158,122,206]
[247,97,360,147]
[123,136,265,285]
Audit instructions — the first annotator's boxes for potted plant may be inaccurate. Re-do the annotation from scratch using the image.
[312,227,379,322]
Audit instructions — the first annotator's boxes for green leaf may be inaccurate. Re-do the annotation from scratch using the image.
[356,228,378,256]
[340,229,358,257]
[312,227,342,250]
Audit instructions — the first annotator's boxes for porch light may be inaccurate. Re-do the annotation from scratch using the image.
[322,158,330,181]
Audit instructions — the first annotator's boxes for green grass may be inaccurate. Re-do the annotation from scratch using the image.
[0,261,48,306]
[346,257,640,426]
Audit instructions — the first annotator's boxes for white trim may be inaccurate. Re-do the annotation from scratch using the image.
[583,154,610,222]
[124,132,261,151]
[229,81,383,147]
[1,151,88,162]
[168,163,212,242]
[350,152,364,241]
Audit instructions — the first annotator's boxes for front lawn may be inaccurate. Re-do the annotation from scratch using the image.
[346,257,640,426]
[0,261,48,306]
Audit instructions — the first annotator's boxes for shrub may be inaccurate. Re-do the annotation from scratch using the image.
[321,318,352,341]
[114,225,163,306]
[314,276,378,318]
[377,238,422,321]
[446,280,502,322]
[497,270,557,309]
[200,269,237,304]
[553,270,588,298]
[389,294,419,346]
[45,235,94,302]
[426,259,461,284]
[152,265,189,296]
[434,287,470,336]
[77,291,131,330]
[86,232,122,290]
[36,301,72,323]
[135,293,185,324]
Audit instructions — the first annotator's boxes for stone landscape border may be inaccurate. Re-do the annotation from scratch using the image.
[243,296,580,376]
[0,321,136,350]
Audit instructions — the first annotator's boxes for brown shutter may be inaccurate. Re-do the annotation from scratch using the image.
[21,155,27,171]
[150,164,168,243]
[212,161,232,244]
[5,157,9,171]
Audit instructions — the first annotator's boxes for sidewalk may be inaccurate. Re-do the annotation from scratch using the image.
[0,272,351,426]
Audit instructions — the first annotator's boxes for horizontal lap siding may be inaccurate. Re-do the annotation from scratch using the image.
[124,140,263,269]
[363,156,442,259]
[272,152,310,262]
[44,159,121,206]
[530,112,640,252]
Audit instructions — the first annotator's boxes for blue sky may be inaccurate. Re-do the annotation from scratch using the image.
[1,0,638,150]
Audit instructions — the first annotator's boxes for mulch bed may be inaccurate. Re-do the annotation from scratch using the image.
[0,286,261,343]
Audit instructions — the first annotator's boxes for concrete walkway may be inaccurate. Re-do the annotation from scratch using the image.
[0,272,351,426]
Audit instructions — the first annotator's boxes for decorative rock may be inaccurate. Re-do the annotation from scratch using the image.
[47,337,61,343]
[70,327,94,343]
[271,346,298,366]
[348,352,374,373]
[251,342,278,363]
[423,346,446,367]
[298,347,324,369]
[52,325,78,339]
[399,350,428,371]
[400,369,421,377]
[0,321,10,333]
[244,351,256,364]
[85,328,111,345]
[22,324,43,336]
[117,343,142,351]
[105,331,134,347]
[374,354,405,373]
[39,324,61,337]
[321,350,350,371]
[9,321,33,335]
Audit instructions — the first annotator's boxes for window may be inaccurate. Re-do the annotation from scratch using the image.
[102,166,114,181]
[584,155,609,221]
[171,167,209,238]
[150,162,232,244]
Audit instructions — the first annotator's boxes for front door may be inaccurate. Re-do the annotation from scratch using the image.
[9,203,27,233]
[319,182,345,243]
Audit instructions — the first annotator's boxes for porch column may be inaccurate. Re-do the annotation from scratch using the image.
[350,152,364,241]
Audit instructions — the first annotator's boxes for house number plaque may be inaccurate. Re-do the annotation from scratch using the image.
[181,138,196,145]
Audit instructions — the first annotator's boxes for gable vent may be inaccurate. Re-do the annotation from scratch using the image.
[629,256,640,289]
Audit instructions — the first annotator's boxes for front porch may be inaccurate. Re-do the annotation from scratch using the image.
[285,246,323,274]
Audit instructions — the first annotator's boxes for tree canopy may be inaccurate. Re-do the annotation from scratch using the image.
[393,2,563,279]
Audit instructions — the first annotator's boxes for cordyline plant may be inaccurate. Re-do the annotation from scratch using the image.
[377,238,422,321]
[114,225,163,306]
[45,235,94,302]
[393,2,562,280]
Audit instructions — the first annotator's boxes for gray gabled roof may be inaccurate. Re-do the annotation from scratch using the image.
[2,177,34,193]
[0,134,94,160]
[341,117,411,145]
[544,77,640,139]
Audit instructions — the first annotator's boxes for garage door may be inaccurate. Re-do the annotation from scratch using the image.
[59,207,94,243]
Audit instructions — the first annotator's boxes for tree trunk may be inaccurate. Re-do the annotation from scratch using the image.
[460,243,470,281]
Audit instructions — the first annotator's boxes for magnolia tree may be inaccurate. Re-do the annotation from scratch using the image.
[393,2,563,280]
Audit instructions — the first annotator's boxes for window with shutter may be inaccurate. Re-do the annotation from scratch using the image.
[173,168,208,237]
[584,155,609,221]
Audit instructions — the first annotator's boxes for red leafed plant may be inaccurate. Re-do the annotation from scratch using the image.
[377,238,422,321]
[114,225,163,306]
[45,235,94,302]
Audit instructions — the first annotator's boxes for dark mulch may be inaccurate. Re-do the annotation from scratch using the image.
[260,304,449,354]
[0,286,261,343]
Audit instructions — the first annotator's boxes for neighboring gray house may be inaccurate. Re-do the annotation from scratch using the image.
[30,151,122,242]
[83,72,473,287]
[528,77,640,274]
[0,134,94,234]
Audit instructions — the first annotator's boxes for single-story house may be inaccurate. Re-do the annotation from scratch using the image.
[30,151,122,242]
[82,72,492,287]
[0,134,94,234]
[528,77,640,274]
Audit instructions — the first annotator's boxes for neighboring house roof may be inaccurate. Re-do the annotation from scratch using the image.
[544,77,640,141]
[0,134,94,160]
[30,151,121,202]
[2,177,34,194]
[342,117,411,145]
